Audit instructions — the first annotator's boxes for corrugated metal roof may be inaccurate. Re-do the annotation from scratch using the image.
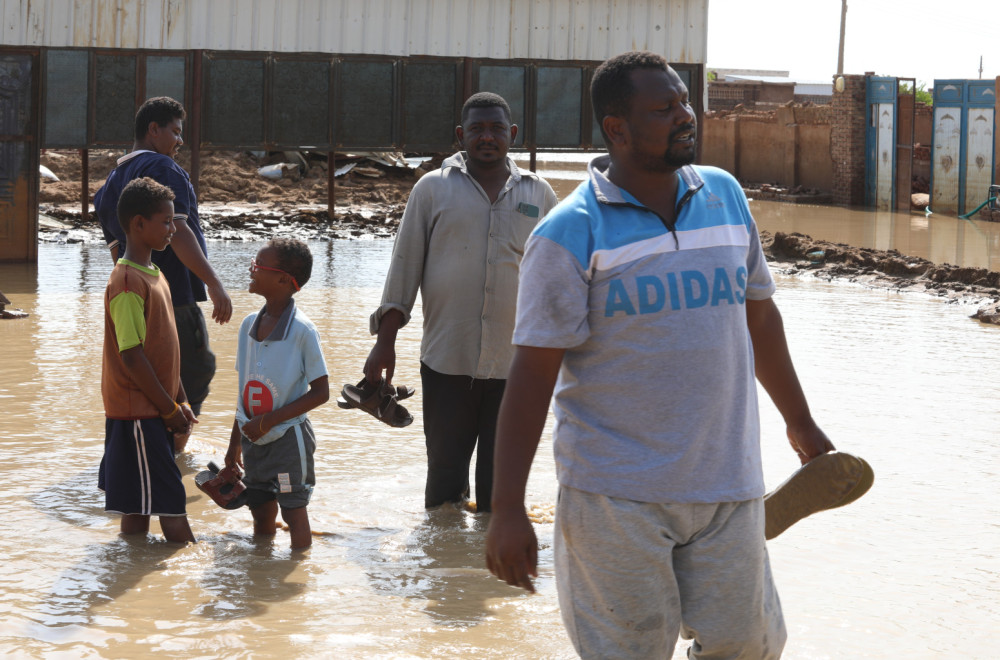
[1,0,707,63]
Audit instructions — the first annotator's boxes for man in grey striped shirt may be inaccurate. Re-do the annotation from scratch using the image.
[364,92,558,512]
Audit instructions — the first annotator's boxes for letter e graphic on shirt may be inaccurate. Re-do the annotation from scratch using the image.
[243,379,274,416]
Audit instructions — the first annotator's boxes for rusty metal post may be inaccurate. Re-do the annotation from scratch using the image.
[327,151,336,221]
[462,57,473,101]
[81,149,89,222]
[190,51,203,197]
[529,147,537,173]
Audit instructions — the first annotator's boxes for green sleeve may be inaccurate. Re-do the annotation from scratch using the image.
[108,291,147,352]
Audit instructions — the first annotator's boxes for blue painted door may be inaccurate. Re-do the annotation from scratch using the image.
[866,77,897,210]
[931,80,997,215]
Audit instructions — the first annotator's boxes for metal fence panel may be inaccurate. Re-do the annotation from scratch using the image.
[145,55,188,106]
[42,49,88,147]
[337,59,395,148]
[478,64,526,146]
[536,66,582,147]
[0,51,38,262]
[34,46,701,152]
[272,58,331,148]
[402,61,458,151]
[203,56,266,147]
[95,54,137,144]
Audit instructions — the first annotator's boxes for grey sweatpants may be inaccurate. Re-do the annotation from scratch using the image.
[555,485,786,659]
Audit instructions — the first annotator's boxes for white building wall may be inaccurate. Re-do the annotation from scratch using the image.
[1,0,707,64]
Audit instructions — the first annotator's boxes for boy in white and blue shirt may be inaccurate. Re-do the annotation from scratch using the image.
[225,238,329,550]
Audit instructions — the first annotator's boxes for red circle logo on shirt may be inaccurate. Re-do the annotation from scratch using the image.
[243,380,274,416]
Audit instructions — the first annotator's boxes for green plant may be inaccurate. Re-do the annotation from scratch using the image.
[900,81,933,106]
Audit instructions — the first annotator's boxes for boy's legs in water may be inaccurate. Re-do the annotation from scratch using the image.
[159,516,195,543]
[120,513,195,543]
[281,506,312,549]
[121,514,151,535]
[251,500,279,537]
[250,500,310,548]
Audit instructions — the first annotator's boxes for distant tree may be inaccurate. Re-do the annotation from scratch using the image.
[707,70,718,82]
[900,81,933,106]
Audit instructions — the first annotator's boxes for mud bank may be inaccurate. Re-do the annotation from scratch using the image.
[762,231,1000,325]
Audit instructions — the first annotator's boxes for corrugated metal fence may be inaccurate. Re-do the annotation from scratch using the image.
[1,0,707,64]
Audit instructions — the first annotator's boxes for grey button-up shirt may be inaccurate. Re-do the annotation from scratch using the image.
[370,152,558,379]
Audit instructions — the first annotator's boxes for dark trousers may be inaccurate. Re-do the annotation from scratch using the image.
[174,303,216,416]
[420,362,506,512]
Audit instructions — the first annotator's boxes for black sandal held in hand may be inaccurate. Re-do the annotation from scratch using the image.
[336,378,414,409]
[338,378,414,428]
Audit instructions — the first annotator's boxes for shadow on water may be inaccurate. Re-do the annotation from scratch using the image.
[28,466,108,529]
[359,505,508,626]
[195,534,307,620]
[39,535,184,627]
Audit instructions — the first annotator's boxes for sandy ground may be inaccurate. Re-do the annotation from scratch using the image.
[36,149,1000,324]
[39,149,438,238]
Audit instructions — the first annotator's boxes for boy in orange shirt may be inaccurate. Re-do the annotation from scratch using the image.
[99,177,197,543]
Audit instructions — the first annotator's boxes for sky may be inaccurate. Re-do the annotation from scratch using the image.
[707,0,998,87]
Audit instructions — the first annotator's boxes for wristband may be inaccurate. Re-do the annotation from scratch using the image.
[161,400,180,418]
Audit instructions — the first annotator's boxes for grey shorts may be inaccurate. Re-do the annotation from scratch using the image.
[554,485,786,659]
[241,419,316,509]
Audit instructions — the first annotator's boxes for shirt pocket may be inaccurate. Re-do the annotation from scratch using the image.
[493,206,541,260]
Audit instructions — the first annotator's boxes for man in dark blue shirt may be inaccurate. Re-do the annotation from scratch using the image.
[95,97,233,452]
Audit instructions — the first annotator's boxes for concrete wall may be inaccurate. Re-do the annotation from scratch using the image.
[701,105,833,192]
[796,123,834,189]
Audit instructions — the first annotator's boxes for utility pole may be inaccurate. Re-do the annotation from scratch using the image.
[837,0,848,75]
[979,55,983,79]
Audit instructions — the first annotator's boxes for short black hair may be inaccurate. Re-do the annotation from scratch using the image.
[117,177,175,233]
[461,92,512,124]
[269,237,313,288]
[591,51,670,140]
[134,96,186,141]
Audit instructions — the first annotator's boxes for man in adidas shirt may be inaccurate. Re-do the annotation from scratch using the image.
[486,51,835,658]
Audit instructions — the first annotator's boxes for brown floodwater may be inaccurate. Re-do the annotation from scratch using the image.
[2,168,999,657]
[530,152,1000,273]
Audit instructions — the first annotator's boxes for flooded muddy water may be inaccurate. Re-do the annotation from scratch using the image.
[524,152,1000,273]
[2,193,999,658]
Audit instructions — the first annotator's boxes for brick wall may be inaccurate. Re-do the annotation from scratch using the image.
[830,75,867,206]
